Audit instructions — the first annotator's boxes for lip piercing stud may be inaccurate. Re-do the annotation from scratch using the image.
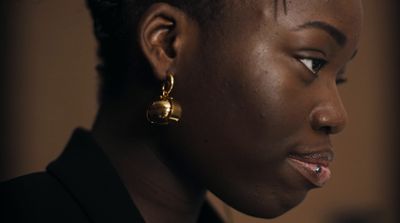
[314,165,322,174]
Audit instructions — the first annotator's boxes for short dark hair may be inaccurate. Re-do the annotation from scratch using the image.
[85,0,225,104]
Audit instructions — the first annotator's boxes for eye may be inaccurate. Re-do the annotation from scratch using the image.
[299,58,327,75]
[336,78,348,85]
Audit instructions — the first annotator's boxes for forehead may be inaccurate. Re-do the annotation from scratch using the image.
[229,0,363,42]
[276,0,363,34]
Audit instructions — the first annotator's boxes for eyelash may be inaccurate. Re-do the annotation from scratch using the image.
[298,57,327,75]
[335,78,347,85]
[297,57,348,85]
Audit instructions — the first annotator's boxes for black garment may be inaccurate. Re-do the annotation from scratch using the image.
[0,129,223,223]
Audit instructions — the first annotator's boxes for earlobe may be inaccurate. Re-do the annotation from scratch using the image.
[138,3,185,80]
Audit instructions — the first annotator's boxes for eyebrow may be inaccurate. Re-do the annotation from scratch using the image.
[295,21,347,47]
[350,49,358,60]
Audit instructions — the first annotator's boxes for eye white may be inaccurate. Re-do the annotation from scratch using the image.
[299,58,317,74]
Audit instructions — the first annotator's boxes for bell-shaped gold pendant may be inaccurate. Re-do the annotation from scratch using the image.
[146,98,182,125]
[146,72,182,125]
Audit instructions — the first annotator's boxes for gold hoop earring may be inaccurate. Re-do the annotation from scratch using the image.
[146,71,182,125]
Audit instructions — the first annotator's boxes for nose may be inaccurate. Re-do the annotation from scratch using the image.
[309,98,348,135]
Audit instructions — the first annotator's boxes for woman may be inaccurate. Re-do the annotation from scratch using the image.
[0,0,363,222]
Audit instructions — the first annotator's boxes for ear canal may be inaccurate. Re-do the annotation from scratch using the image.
[164,34,177,58]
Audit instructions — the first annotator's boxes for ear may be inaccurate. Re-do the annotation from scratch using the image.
[138,3,192,80]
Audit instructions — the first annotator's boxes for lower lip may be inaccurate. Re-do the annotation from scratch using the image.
[287,158,331,187]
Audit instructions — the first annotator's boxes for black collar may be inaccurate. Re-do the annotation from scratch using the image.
[47,128,223,223]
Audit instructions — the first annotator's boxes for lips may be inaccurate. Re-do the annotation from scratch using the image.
[287,149,334,187]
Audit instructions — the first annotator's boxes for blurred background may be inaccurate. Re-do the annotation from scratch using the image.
[0,0,398,222]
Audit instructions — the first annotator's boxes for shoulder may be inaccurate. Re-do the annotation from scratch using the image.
[1,172,58,193]
[0,172,88,223]
[0,172,68,204]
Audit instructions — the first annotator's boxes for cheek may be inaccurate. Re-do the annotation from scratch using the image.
[167,33,315,218]
[171,47,310,177]
[171,36,312,162]
[228,51,309,145]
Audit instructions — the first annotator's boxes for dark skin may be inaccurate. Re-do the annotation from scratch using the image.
[92,0,363,222]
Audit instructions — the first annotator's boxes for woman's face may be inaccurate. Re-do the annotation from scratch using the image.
[168,0,363,218]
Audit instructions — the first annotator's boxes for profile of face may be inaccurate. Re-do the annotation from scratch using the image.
[140,0,363,219]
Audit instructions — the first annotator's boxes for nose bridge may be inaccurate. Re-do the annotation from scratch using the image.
[310,87,348,134]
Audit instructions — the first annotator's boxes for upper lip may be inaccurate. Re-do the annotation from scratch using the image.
[288,144,334,167]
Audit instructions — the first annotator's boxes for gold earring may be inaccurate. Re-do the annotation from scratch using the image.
[146,71,182,125]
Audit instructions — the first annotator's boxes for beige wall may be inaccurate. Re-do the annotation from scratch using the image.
[3,0,397,222]
[4,0,98,179]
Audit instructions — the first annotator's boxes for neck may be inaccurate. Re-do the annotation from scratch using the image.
[91,102,206,223]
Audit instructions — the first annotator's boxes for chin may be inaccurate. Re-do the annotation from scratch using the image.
[237,200,303,219]
[225,189,308,219]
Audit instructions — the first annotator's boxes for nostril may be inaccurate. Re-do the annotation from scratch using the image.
[319,126,332,134]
